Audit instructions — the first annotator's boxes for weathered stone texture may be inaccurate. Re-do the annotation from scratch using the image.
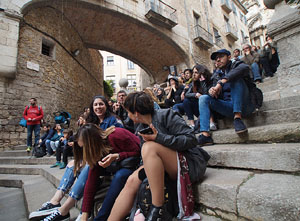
[237,173,300,221]
[0,7,103,148]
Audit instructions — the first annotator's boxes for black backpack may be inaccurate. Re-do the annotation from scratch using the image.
[245,79,263,110]
[133,177,178,220]
[32,144,46,158]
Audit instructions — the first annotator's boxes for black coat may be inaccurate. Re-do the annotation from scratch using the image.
[136,109,210,183]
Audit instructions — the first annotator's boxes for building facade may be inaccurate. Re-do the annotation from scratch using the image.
[101,51,154,96]
[0,0,250,147]
[241,0,274,47]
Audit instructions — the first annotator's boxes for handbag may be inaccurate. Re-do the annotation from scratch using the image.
[106,156,140,174]
[19,118,27,127]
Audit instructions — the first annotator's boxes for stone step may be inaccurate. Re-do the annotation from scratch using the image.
[217,106,300,130]
[0,156,57,165]
[257,75,278,93]
[210,122,300,144]
[0,186,27,221]
[0,164,64,187]
[0,173,79,220]
[0,150,31,157]
[6,145,27,151]
[196,168,300,221]
[202,143,300,172]
[2,165,299,220]
[0,164,113,218]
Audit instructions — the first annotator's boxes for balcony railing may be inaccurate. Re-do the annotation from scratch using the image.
[144,0,178,29]
[224,24,238,41]
[220,0,232,13]
[193,25,214,49]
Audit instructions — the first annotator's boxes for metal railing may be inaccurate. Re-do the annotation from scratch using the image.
[144,0,178,23]
[194,24,214,45]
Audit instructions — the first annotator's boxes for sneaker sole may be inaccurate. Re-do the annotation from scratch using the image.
[235,128,248,134]
[29,208,59,220]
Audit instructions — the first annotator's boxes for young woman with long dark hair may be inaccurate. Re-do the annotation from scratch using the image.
[108,92,210,221]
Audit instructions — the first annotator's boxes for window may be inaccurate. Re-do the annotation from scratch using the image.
[127,74,137,87]
[241,30,245,42]
[244,15,248,25]
[213,28,221,42]
[41,38,55,58]
[231,2,237,15]
[240,12,243,22]
[107,56,114,66]
[127,60,135,69]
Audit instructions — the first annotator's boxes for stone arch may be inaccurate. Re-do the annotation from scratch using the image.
[21,0,189,83]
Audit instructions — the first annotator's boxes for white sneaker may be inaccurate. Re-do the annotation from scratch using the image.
[75,213,82,221]
[210,122,217,131]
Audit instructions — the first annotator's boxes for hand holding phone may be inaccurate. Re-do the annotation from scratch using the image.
[139,127,154,135]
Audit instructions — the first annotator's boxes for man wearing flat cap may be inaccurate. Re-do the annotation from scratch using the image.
[197,49,255,145]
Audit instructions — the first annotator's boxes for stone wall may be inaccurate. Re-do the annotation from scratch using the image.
[0,7,103,148]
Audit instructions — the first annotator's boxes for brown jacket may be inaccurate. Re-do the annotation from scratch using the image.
[241,51,259,65]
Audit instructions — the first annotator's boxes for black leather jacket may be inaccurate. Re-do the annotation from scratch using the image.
[136,109,210,183]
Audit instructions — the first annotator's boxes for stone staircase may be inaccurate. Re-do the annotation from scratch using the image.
[0,76,299,220]
[194,76,300,220]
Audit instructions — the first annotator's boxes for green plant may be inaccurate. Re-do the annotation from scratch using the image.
[103,80,114,98]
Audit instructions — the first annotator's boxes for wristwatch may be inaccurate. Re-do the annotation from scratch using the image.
[217,80,224,87]
[115,154,120,161]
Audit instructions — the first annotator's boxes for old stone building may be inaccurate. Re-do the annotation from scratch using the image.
[241,0,274,46]
[0,5,103,147]
[0,0,250,147]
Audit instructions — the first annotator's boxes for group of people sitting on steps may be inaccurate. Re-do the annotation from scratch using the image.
[28,47,269,221]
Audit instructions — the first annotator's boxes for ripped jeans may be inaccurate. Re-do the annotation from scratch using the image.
[57,165,89,200]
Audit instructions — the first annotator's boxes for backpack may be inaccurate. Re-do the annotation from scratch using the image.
[32,144,46,158]
[247,81,263,110]
[132,176,178,220]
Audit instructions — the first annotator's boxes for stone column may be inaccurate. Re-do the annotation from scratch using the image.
[264,0,300,104]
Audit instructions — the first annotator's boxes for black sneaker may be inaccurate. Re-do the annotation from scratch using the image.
[197,134,214,146]
[234,118,248,134]
[29,202,61,220]
[43,210,70,221]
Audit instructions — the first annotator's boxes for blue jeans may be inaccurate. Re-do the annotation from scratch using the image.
[198,78,254,132]
[57,165,90,201]
[94,168,133,221]
[172,103,185,115]
[27,124,40,147]
[46,140,53,155]
[183,98,199,120]
[251,63,262,82]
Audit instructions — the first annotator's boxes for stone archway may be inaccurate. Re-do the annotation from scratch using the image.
[21,0,189,83]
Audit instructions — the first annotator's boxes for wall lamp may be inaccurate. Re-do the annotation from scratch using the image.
[72,49,80,57]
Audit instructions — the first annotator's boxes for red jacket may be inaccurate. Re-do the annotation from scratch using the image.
[23,105,44,125]
[81,127,141,213]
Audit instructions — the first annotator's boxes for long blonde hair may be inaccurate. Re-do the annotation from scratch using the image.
[143,88,159,103]
[73,123,115,175]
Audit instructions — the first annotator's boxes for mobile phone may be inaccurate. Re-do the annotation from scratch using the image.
[139,127,154,134]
